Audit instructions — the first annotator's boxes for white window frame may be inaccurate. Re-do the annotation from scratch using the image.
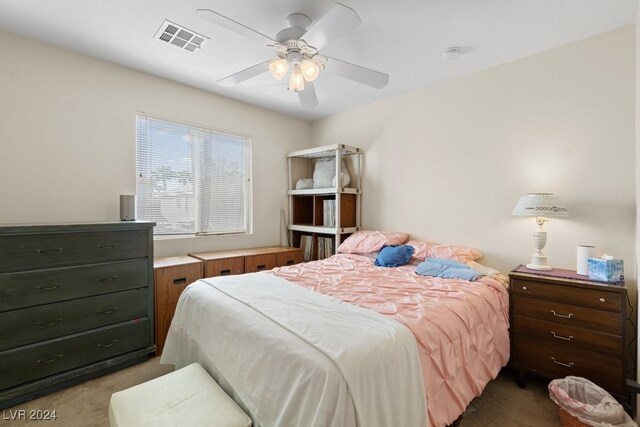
[135,113,253,237]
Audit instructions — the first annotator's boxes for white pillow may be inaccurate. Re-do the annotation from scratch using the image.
[313,158,350,189]
[295,178,314,189]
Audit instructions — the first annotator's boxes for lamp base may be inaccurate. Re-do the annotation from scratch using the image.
[526,253,552,270]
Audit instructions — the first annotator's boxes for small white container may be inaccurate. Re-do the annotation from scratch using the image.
[577,245,596,275]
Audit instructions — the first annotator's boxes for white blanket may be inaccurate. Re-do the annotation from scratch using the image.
[161,272,428,427]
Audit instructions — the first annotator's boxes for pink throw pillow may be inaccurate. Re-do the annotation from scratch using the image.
[337,230,409,254]
[406,240,482,263]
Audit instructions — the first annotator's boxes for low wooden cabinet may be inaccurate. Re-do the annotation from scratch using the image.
[189,246,303,277]
[154,256,203,356]
[509,267,628,403]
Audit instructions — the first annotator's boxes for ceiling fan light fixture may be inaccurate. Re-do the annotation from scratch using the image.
[269,58,289,80]
[288,66,305,92]
[300,59,320,82]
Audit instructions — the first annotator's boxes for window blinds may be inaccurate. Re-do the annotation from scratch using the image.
[136,115,251,236]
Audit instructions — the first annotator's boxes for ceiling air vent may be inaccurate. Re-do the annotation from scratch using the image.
[154,20,209,52]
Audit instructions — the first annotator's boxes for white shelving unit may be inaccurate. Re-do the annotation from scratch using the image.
[287,144,362,261]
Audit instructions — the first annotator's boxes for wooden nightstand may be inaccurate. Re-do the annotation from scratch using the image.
[154,255,203,356]
[509,266,628,403]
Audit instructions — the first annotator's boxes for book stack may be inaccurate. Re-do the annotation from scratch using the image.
[300,235,313,262]
[317,236,334,259]
[323,199,336,227]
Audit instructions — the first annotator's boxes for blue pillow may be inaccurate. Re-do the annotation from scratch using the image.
[374,245,415,267]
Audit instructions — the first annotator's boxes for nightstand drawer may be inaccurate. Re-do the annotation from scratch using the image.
[511,279,621,311]
[0,288,147,351]
[277,250,303,267]
[512,315,622,357]
[204,257,244,277]
[245,254,277,273]
[0,230,148,273]
[155,262,203,305]
[512,335,624,394]
[512,295,621,334]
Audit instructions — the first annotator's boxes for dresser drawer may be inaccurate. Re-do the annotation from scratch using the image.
[0,230,148,273]
[512,315,622,357]
[512,295,621,334]
[0,319,150,391]
[204,257,244,277]
[511,279,621,311]
[0,259,149,312]
[155,262,203,306]
[277,250,303,267]
[245,254,277,272]
[0,288,148,351]
[512,335,624,395]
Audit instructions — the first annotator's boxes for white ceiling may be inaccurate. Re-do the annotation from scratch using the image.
[0,0,636,121]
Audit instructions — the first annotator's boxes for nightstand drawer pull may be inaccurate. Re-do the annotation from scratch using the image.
[599,298,605,303]
[286,260,295,265]
[550,331,574,341]
[173,277,187,285]
[551,310,573,319]
[256,264,266,271]
[521,286,527,291]
[36,318,62,327]
[97,339,119,348]
[551,357,574,368]
[220,269,231,275]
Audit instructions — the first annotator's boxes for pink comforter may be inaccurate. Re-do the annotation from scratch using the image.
[269,253,510,427]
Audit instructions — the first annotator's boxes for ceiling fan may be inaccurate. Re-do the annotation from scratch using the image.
[196,3,389,109]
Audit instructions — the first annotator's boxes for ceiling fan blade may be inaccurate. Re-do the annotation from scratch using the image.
[301,3,361,51]
[299,82,319,109]
[324,57,389,89]
[196,9,275,45]
[217,60,271,86]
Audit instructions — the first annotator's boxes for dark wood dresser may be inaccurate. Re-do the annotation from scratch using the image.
[509,267,628,403]
[0,222,155,409]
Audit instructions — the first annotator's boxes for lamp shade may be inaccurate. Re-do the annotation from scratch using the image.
[511,193,569,217]
[269,58,289,80]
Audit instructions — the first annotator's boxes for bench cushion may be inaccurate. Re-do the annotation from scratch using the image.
[109,363,251,427]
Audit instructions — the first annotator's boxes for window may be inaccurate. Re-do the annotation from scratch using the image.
[136,115,252,236]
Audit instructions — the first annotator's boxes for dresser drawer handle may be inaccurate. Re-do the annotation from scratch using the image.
[36,318,62,327]
[551,357,574,368]
[551,310,573,319]
[98,276,119,282]
[97,339,119,348]
[36,354,63,364]
[36,284,62,291]
[97,307,118,315]
[36,248,62,255]
[97,244,117,249]
[599,297,606,303]
[256,264,266,271]
[522,286,527,291]
[550,331,574,341]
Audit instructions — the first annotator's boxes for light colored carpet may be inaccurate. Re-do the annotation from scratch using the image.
[3,358,562,426]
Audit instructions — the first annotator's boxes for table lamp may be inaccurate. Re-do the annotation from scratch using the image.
[511,193,569,270]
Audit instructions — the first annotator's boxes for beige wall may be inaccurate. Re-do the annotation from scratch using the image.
[312,26,636,289]
[0,30,311,257]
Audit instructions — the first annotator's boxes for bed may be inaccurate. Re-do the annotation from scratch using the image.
[161,234,510,427]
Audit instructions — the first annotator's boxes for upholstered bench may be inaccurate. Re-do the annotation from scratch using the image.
[109,363,252,427]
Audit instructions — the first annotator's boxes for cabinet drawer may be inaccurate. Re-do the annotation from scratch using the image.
[512,295,621,334]
[155,263,203,305]
[0,319,149,391]
[204,257,244,277]
[511,279,621,311]
[512,315,622,357]
[155,301,178,356]
[512,335,625,395]
[245,254,277,273]
[0,230,148,273]
[277,251,303,267]
[0,259,149,312]
[0,288,148,351]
